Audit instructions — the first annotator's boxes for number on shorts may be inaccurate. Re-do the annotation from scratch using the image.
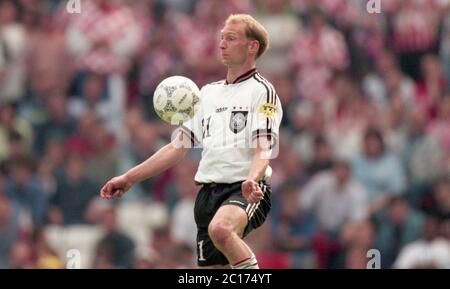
[198,240,206,261]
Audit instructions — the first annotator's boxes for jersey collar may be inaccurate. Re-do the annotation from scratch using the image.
[225,68,257,85]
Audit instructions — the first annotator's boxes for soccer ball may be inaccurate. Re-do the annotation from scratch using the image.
[153,76,200,125]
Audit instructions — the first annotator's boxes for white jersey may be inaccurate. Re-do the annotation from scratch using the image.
[180,68,283,184]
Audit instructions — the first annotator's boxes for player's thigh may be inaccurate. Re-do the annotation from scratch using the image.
[209,204,248,237]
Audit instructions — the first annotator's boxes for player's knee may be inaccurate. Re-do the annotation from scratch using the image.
[208,221,233,247]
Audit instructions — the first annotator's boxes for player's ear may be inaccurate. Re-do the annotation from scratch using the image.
[248,39,259,56]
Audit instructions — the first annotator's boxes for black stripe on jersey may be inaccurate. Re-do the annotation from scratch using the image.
[255,73,276,105]
[252,129,275,139]
[252,75,272,130]
[178,128,194,147]
[254,74,276,130]
[254,74,273,104]
[252,130,278,150]
[180,125,199,146]
[256,74,279,131]
[181,128,195,147]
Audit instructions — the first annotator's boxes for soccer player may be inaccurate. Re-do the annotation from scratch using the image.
[100,14,283,269]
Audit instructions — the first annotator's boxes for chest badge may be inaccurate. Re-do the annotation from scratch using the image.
[229,110,248,134]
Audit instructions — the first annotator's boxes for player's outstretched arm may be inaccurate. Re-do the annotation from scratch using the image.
[100,131,190,199]
[242,137,271,203]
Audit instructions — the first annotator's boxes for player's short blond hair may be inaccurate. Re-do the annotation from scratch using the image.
[225,14,269,59]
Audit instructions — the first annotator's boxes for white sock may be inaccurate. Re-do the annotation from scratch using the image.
[231,255,259,269]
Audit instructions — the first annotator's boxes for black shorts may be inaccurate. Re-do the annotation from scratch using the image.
[194,180,271,266]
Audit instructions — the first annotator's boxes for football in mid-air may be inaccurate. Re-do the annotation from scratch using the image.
[153,76,200,125]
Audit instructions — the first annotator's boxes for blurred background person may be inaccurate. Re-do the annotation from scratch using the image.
[351,127,406,216]
[375,196,424,268]
[271,183,317,269]
[393,216,450,269]
[92,205,135,269]
[47,154,98,226]
[300,160,368,268]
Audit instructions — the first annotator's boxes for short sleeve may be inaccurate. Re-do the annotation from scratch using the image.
[250,81,283,145]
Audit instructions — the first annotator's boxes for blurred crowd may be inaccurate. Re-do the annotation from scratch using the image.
[1,0,450,269]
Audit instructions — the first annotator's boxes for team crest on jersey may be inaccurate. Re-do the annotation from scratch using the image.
[260,103,277,118]
[229,111,248,134]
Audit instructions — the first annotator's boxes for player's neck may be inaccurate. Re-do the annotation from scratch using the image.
[226,62,256,84]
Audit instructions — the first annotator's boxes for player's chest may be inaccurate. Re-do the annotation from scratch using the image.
[202,87,254,137]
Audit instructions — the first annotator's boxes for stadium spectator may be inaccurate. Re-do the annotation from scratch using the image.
[0,102,33,162]
[290,6,349,104]
[4,156,46,228]
[26,7,74,100]
[427,96,450,173]
[393,216,450,269]
[32,228,62,269]
[375,196,424,268]
[351,128,406,215]
[422,178,450,221]
[339,221,376,269]
[306,135,334,175]
[0,192,19,268]
[272,183,317,268]
[33,92,76,156]
[93,205,135,269]
[47,154,98,226]
[300,160,368,268]
[65,0,144,75]
[0,0,27,103]
[169,157,198,250]
[301,160,368,235]
[402,106,444,207]
[392,0,440,81]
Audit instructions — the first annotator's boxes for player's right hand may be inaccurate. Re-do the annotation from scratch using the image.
[100,174,133,199]
[242,179,264,204]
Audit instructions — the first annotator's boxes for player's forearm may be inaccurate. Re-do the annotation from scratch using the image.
[125,142,188,184]
[247,147,270,182]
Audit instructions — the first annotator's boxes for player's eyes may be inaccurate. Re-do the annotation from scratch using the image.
[220,35,236,41]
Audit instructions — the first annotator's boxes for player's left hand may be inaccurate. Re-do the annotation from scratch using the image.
[242,179,264,204]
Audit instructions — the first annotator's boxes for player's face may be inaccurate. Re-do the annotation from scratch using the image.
[219,22,255,67]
